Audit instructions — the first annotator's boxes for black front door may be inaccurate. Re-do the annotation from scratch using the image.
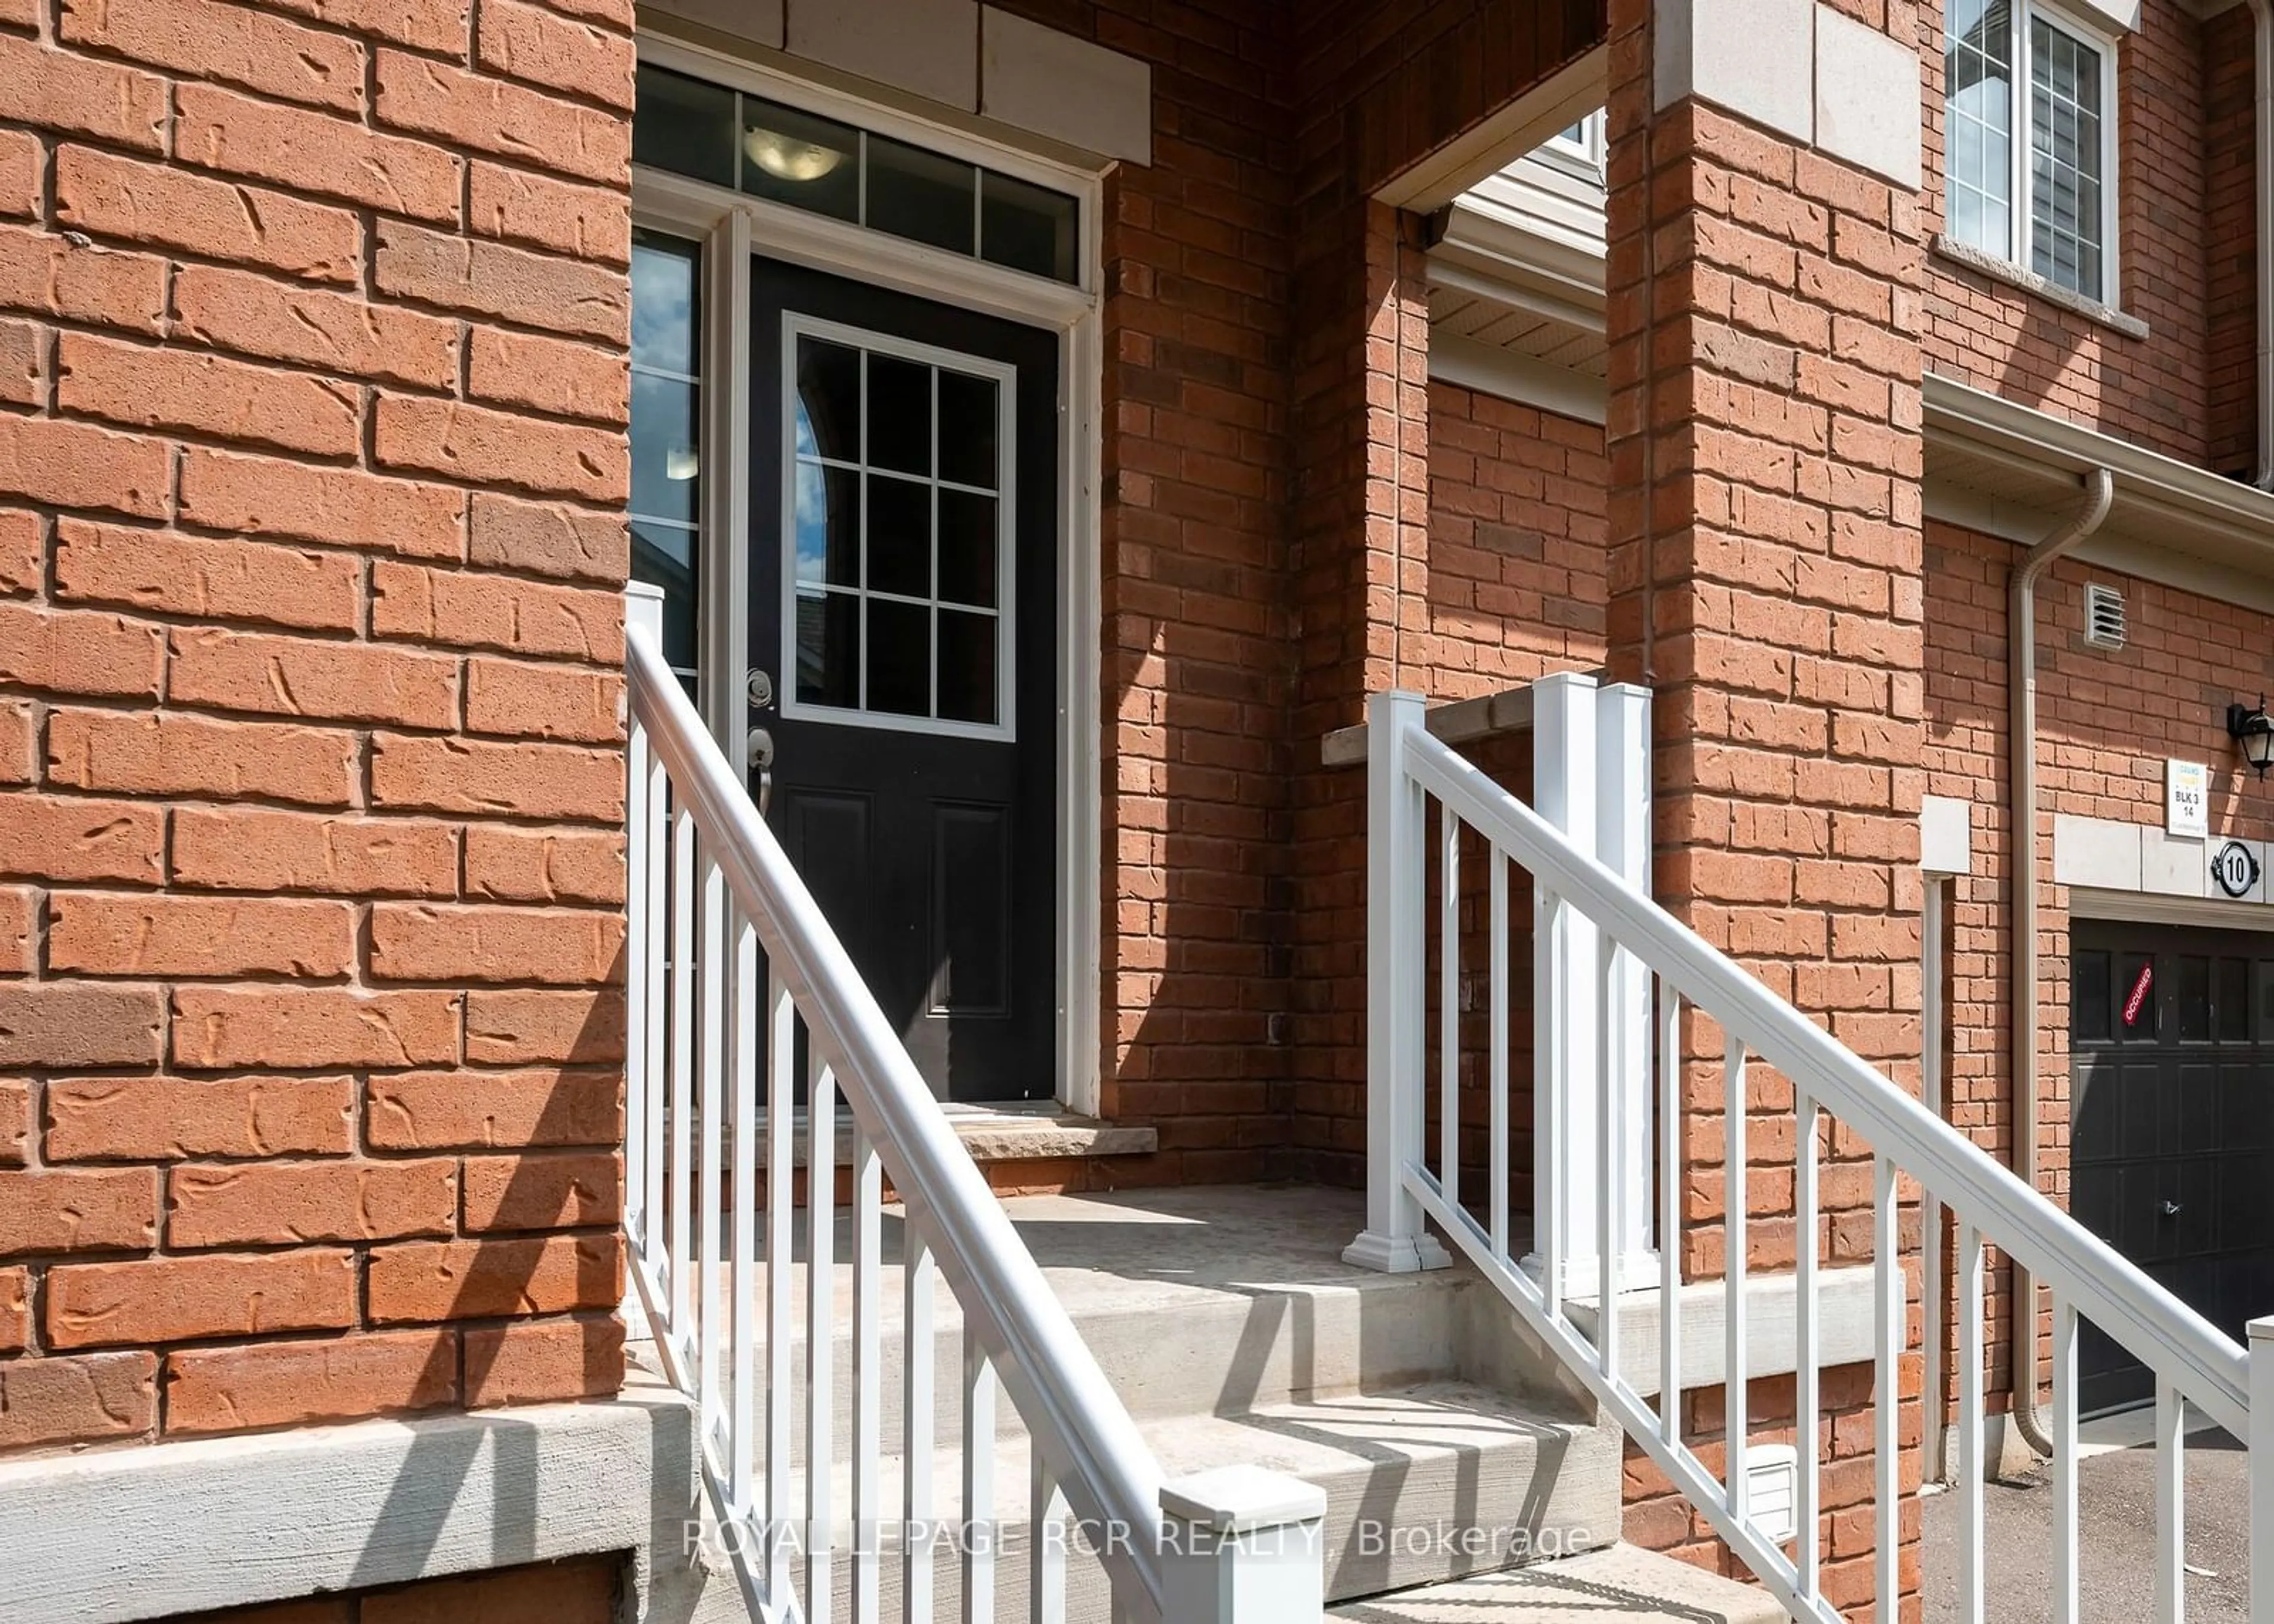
[748,258,1058,1102]
[2070,920,2274,1412]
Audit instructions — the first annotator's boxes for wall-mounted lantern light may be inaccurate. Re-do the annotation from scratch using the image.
[2229,697,2274,777]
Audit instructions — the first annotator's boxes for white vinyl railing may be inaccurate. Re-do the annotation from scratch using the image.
[622,610,1326,1624]
[1351,687,2273,1624]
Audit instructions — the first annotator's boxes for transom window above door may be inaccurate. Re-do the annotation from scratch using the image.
[784,319,1016,738]
[634,63,1080,285]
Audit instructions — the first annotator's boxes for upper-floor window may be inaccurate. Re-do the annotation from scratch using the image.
[1944,0,2117,302]
[1543,111,1605,177]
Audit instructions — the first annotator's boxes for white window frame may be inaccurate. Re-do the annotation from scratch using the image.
[1945,0,2121,305]
[777,313,1020,744]
[1539,110,1605,180]
[631,30,1109,1115]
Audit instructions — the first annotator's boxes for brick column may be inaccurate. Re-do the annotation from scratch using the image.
[1284,197,1432,1182]
[0,0,631,1451]
[1603,0,1926,1603]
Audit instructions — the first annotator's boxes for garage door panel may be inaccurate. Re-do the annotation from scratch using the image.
[2071,920,2274,1413]
[2176,1061,2220,1155]
[2218,1057,2268,1149]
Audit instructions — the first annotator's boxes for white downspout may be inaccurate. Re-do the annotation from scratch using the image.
[2251,0,2274,486]
[2006,467,2114,1459]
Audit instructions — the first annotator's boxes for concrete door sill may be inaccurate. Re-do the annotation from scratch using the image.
[786,1101,1156,1166]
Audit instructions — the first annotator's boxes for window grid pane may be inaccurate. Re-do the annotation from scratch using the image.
[791,334,1006,731]
[1944,0,2015,260]
[629,230,703,692]
[2028,15,2105,299]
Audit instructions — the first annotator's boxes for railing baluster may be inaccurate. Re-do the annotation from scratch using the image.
[1959,1223,1986,1624]
[1538,887,1564,1320]
[905,1227,935,1624]
[1874,1155,1899,1615]
[1030,1449,1065,1624]
[2052,1295,2078,1624]
[1597,929,1618,1376]
[1796,1091,1819,1595]
[810,1058,839,1624]
[698,858,727,1451]
[1489,845,1508,1260]
[1441,803,1459,1217]
[625,722,648,1252]
[644,750,667,1256]
[730,916,759,1531]
[2156,1377,2185,1624]
[1724,1033,1748,1521]
[854,1131,884,1624]
[766,978,796,1603]
[1659,979,1680,1447]
[964,1347,997,1624]
[670,806,696,1336]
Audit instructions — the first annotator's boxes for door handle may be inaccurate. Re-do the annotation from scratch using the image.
[746,725,775,815]
[2160,1200,2183,1218]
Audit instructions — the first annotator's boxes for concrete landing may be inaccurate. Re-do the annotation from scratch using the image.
[1331,1543,1788,1622]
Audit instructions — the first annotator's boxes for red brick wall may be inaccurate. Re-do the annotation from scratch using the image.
[1923,520,2274,1410]
[1604,0,1928,1592]
[1418,382,1609,694]
[170,1555,619,1624]
[1920,0,2216,462]
[1277,1,1605,1188]
[2204,2,2258,478]
[989,1,1606,1192]
[0,0,631,1452]
[1062,0,1300,1186]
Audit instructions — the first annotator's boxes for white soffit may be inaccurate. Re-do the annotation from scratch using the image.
[1430,331,1608,425]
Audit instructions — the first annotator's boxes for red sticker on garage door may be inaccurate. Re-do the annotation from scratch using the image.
[2122,962,2154,1026]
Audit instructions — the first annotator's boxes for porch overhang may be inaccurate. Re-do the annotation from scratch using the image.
[1922,373,2274,613]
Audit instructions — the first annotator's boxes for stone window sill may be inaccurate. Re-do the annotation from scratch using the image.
[1932,234,2150,340]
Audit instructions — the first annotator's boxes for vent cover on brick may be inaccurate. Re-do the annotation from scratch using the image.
[2083,583,2127,649]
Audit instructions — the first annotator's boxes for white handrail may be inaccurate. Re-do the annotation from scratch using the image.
[625,626,1169,1613]
[1402,722,2250,1435]
[1358,687,2260,1624]
[623,623,1325,1624]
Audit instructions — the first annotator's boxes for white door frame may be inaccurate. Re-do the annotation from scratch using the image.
[631,33,1109,1114]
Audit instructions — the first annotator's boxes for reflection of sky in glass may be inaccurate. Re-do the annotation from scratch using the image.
[795,461,829,579]
[631,243,695,375]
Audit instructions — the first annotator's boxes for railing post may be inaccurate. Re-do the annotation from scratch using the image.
[2251,1316,2274,1624]
[1345,689,1448,1273]
[1160,1467,1327,1623]
[622,580,664,1289]
[1525,671,1601,1300]
[1596,680,1656,1289]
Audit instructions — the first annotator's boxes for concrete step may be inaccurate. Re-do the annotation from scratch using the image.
[1329,1543,1787,1622]
[699,1184,1589,1448]
[782,1377,1620,1620]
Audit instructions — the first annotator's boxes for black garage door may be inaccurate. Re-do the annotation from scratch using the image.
[2071,921,2274,1414]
